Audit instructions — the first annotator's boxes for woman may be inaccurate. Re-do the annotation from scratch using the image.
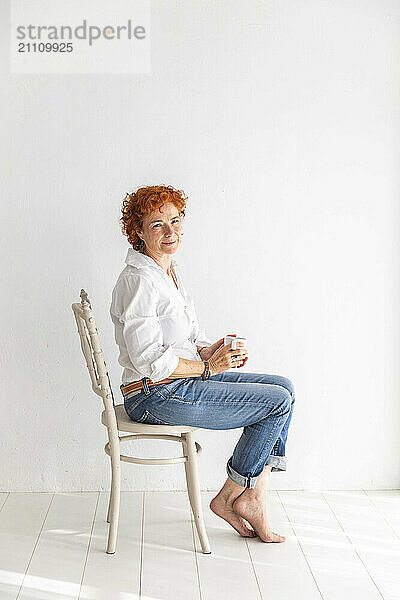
[110,185,295,543]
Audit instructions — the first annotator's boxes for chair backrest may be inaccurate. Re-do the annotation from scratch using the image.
[72,289,116,414]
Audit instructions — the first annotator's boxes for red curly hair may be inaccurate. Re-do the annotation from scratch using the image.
[120,185,187,251]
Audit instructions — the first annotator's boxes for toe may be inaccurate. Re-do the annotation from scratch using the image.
[246,530,257,537]
[262,531,286,543]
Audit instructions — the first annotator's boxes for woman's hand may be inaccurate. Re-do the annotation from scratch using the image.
[208,341,248,376]
[198,338,224,361]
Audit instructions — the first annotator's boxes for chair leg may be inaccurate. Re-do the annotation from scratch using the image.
[182,431,211,554]
[106,480,113,523]
[106,441,121,554]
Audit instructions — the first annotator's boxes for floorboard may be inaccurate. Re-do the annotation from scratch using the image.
[0,490,399,600]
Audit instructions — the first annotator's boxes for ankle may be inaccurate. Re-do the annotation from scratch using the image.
[214,478,246,505]
[222,490,243,506]
[237,488,265,503]
[213,487,244,507]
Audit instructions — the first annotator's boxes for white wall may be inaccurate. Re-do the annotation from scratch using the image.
[1,0,399,492]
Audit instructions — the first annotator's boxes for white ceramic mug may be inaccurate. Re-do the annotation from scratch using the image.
[224,335,247,350]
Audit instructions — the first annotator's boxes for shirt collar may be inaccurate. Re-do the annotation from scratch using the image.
[125,247,178,270]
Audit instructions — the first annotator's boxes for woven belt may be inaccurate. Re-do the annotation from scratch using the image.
[120,376,176,398]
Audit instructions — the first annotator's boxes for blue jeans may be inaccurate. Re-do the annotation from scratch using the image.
[123,371,295,489]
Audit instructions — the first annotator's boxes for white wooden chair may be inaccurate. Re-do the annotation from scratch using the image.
[72,289,211,555]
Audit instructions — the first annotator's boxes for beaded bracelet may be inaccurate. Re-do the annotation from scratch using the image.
[201,360,211,380]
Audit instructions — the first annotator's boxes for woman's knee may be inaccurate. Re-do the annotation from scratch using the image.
[272,386,292,417]
[275,375,295,401]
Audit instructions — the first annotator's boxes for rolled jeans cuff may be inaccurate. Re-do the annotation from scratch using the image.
[226,457,260,489]
[226,455,287,488]
[266,455,287,472]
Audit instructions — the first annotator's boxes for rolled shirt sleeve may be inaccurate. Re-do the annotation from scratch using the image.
[117,275,179,382]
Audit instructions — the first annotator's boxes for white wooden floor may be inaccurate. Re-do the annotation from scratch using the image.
[1,489,399,600]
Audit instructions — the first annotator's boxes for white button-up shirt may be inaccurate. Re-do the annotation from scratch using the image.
[110,247,212,384]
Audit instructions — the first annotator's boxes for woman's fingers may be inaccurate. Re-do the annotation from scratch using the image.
[231,351,248,367]
[230,348,248,357]
[231,348,248,368]
[210,341,248,374]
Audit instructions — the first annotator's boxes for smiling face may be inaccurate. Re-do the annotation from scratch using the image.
[136,202,183,261]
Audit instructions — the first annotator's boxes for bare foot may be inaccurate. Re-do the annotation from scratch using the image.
[209,496,257,537]
[233,494,286,543]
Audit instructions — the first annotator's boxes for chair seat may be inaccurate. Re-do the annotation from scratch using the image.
[102,404,203,435]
